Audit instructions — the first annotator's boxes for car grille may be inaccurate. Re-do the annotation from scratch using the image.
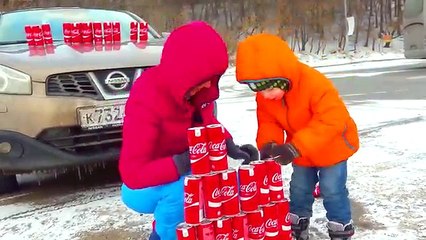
[36,126,122,155]
[46,67,144,100]
[46,73,102,100]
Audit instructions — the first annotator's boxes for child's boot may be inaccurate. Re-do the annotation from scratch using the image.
[327,221,355,240]
[289,213,310,240]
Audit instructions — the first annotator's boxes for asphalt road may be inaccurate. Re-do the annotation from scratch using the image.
[327,66,426,100]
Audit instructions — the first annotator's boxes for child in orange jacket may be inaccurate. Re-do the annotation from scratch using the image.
[235,34,360,240]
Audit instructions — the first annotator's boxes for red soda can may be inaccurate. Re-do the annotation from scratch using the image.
[112,21,121,43]
[262,203,279,239]
[220,169,240,216]
[103,22,113,43]
[265,159,284,201]
[139,22,148,41]
[187,127,210,175]
[238,165,259,212]
[202,172,222,220]
[274,199,291,240]
[313,182,321,198]
[130,21,138,42]
[176,222,197,240]
[206,124,228,172]
[92,22,103,45]
[246,210,266,240]
[41,24,53,45]
[250,160,270,205]
[214,217,233,240]
[80,22,93,44]
[71,23,82,44]
[62,22,73,44]
[184,175,203,225]
[24,25,35,46]
[231,213,248,240]
[31,25,44,46]
[197,219,216,240]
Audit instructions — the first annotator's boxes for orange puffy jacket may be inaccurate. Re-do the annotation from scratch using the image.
[236,34,359,167]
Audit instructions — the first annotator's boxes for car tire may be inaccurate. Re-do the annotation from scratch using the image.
[0,174,19,194]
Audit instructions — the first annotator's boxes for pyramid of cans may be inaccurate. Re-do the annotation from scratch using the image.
[176,124,292,240]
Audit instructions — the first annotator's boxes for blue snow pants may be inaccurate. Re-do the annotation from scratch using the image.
[121,176,186,240]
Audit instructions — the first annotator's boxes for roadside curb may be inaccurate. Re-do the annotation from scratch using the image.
[310,57,406,69]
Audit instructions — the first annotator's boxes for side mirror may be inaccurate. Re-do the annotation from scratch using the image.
[162,32,171,38]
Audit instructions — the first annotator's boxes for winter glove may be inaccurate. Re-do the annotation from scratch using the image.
[173,150,191,176]
[239,144,260,164]
[270,143,300,165]
[225,138,251,162]
[259,142,276,160]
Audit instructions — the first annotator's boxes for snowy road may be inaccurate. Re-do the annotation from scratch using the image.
[0,61,425,240]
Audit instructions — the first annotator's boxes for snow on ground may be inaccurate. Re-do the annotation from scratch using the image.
[0,56,425,240]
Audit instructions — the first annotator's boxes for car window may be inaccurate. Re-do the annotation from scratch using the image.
[0,9,160,43]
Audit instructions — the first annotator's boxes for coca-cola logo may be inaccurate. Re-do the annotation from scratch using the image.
[189,143,207,155]
[104,28,112,34]
[71,29,79,34]
[64,29,71,35]
[265,219,278,228]
[140,28,148,34]
[240,181,257,194]
[215,233,229,240]
[285,213,291,223]
[272,173,282,184]
[82,29,92,35]
[208,139,226,152]
[184,192,193,204]
[232,229,238,239]
[248,224,265,235]
[130,28,138,33]
[94,29,103,35]
[220,186,235,198]
[263,175,268,186]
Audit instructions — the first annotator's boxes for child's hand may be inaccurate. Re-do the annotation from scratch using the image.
[239,144,260,164]
[270,143,300,165]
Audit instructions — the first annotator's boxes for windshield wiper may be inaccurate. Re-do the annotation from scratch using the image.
[0,39,63,45]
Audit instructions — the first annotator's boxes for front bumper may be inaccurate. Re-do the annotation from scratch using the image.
[0,129,121,173]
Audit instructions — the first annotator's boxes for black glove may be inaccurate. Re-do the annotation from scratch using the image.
[239,144,260,164]
[259,142,276,160]
[173,150,190,176]
[270,143,300,165]
[225,138,251,162]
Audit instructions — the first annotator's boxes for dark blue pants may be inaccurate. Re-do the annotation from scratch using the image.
[289,161,352,224]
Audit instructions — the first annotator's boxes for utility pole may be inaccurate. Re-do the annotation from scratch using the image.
[344,0,348,51]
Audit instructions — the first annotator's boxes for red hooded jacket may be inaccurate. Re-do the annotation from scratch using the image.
[119,21,230,189]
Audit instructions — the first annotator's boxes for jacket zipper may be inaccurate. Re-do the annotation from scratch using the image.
[282,98,296,134]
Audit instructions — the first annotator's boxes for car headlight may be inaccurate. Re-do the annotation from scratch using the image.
[0,65,32,94]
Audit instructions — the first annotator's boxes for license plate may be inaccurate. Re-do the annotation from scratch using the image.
[77,104,125,130]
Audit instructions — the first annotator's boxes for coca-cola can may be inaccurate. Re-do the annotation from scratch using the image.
[262,203,279,239]
[80,22,93,44]
[24,25,35,46]
[184,175,203,225]
[176,222,197,240]
[40,23,53,45]
[273,199,291,240]
[265,160,284,201]
[220,169,240,216]
[62,22,73,44]
[112,21,121,43]
[187,127,210,175]
[197,219,216,240]
[139,22,148,41]
[238,165,259,212]
[130,21,138,42]
[103,22,113,43]
[92,22,103,45]
[202,172,222,220]
[31,25,44,46]
[231,213,248,240]
[250,160,270,205]
[246,210,266,240]
[71,23,82,44]
[206,124,228,172]
[214,217,232,240]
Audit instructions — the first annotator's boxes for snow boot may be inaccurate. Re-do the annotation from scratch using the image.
[327,221,355,240]
[289,213,310,240]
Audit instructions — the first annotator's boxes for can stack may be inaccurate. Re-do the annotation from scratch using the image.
[176,124,292,240]
[24,23,55,56]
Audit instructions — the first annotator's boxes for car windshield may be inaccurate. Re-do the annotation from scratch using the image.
[0,8,161,44]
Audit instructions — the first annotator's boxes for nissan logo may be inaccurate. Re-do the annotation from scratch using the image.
[105,71,130,90]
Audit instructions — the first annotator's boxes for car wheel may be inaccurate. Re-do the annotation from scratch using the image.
[0,174,19,194]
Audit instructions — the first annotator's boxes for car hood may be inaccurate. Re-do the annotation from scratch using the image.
[0,40,164,82]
